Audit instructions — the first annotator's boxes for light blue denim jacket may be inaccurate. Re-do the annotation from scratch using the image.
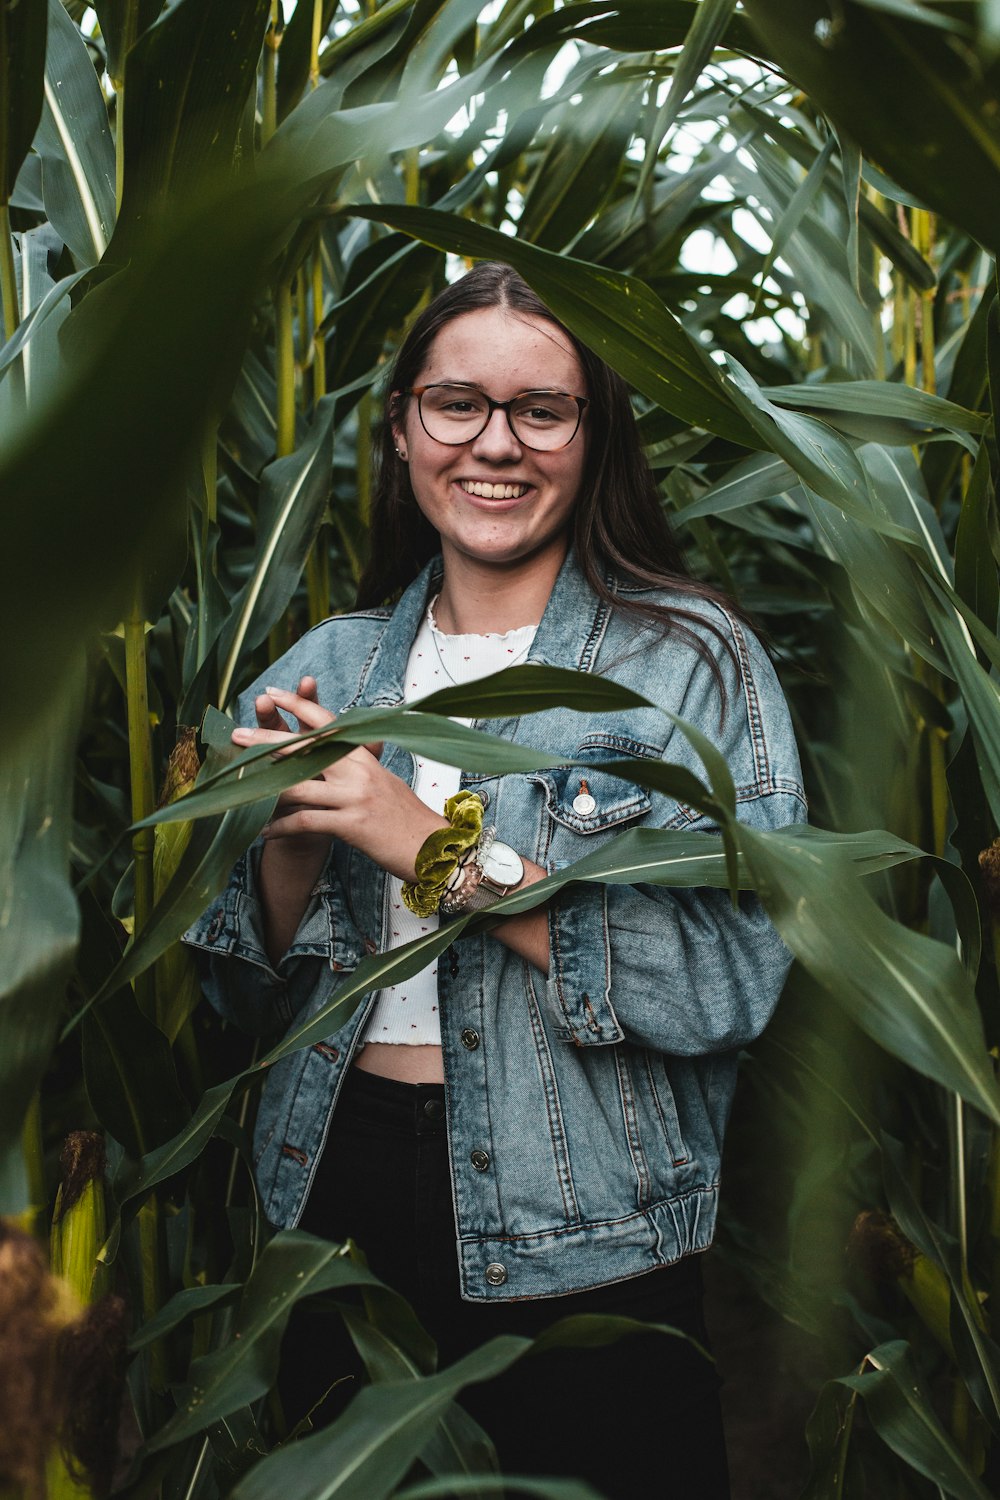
[183,551,806,1301]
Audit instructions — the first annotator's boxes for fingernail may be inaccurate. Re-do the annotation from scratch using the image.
[232,728,253,741]
[264,684,282,695]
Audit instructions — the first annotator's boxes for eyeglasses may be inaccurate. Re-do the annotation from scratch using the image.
[404,383,589,452]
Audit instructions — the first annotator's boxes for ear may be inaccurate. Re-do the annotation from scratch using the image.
[389,389,408,462]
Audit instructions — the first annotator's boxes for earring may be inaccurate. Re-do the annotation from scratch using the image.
[395,446,407,461]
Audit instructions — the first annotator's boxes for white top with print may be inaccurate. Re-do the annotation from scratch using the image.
[360,601,537,1046]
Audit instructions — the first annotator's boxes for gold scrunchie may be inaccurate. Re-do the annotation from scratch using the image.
[401,790,485,917]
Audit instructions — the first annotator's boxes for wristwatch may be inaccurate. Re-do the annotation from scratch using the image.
[441,827,524,914]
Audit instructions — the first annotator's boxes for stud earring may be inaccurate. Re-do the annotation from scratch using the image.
[395,446,407,461]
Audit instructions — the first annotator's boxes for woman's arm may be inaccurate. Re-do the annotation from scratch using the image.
[238,684,552,974]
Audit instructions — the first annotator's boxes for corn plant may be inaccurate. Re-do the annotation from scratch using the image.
[3,0,1000,1495]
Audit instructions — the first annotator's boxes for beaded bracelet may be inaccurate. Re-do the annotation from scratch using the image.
[401,790,485,917]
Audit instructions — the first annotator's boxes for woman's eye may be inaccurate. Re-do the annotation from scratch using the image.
[523,405,558,423]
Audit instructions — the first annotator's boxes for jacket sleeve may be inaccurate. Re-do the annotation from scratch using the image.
[182,840,357,1036]
[180,635,362,1037]
[542,612,807,1055]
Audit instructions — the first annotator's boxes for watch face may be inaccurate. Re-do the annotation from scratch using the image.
[481,840,524,888]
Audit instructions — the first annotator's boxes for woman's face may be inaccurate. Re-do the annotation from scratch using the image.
[394,306,588,576]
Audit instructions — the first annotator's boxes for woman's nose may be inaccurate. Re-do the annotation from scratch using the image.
[470,405,522,460]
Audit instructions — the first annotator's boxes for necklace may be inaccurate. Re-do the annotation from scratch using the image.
[426,599,535,686]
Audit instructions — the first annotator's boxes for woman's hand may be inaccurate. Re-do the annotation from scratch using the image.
[232,683,448,883]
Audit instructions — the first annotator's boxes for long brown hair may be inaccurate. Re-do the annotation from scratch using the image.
[355,262,740,682]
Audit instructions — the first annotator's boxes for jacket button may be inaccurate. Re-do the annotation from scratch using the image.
[460,1028,480,1050]
[485,1262,507,1286]
[470,1150,490,1172]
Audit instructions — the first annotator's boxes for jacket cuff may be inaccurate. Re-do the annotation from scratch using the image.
[544,880,626,1047]
[182,841,357,975]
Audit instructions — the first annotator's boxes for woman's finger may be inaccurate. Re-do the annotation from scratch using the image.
[264,685,335,730]
[231,725,311,758]
[254,692,290,731]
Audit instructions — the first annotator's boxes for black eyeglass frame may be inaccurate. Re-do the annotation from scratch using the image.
[403,383,589,452]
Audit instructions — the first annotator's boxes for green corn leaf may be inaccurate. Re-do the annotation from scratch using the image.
[115,0,271,243]
[880,1134,1000,1436]
[216,395,338,705]
[227,1308,681,1500]
[632,0,738,207]
[836,1340,994,1500]
[746,0,1000,255]
[0,0,47,205]
[129,1283,242,1353]
[0,657,84,1213]
[340,1310,501,1487]
[739,825,1000,1124]
[34,0,115,267]
[147,1232,436,1451]
[90,0,162,86]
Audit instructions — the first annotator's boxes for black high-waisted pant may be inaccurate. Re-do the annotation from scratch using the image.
[279,1067,731,1499]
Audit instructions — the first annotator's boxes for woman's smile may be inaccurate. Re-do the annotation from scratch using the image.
[454,477,532,502]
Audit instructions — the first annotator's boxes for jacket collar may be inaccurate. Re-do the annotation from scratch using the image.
[354,548,613,707]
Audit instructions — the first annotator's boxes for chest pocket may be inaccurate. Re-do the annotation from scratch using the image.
[532,736,658,839]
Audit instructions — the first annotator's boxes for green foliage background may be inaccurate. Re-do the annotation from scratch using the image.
[3,0,1000,1494]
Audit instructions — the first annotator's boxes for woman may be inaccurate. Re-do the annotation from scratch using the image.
[184,262,805,1495]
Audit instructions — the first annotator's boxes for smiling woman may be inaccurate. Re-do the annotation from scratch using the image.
[182,262,807,1495]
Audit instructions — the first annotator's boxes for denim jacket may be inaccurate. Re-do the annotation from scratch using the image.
[184,551,806,1301]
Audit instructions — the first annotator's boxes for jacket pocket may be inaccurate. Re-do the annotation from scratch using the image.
[532,736,659,839]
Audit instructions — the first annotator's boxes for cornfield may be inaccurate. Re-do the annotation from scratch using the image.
[3,0,1000,1495]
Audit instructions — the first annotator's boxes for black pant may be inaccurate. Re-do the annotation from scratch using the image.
[280,1068,731,1499]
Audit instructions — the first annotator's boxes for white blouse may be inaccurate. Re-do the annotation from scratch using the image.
[361,601,536,1046]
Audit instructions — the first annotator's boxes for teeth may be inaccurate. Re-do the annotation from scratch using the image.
[462,482,528,499]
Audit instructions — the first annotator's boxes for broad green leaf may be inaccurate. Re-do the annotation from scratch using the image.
[34,0,115,266]
[519,76,646,251]
[881,1134,1000,1435]
[723,361,895,532]
[396,1481,603,1499]
[0,173,307,709]
[349,202,759,447]
[340,1311,501,1488]
[0,0,47,203]
[954,444,1000,630]
[837,1341,993,1499]
[322,233,440,401]
[147,1232,412,1451]
[129,1283,241,1352]
[77,799,274,1024]
[115,0,271,242]
[82,983,190,1158]
[0,656,84,1212]
[751,134,837,315]
[276,0,340,122]
[0,227,61,420]
[504,0,758,58]
[802,1376,857,1499]
[746,0,1000,255]
[633,0,737,203]
[229,1313,675,1500]
[767,381,986,445]
[0,266,89,386]
[217,395,337,704]
[90,0,163,85]
[739,825,1000,1124]
[679,452,799,521]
